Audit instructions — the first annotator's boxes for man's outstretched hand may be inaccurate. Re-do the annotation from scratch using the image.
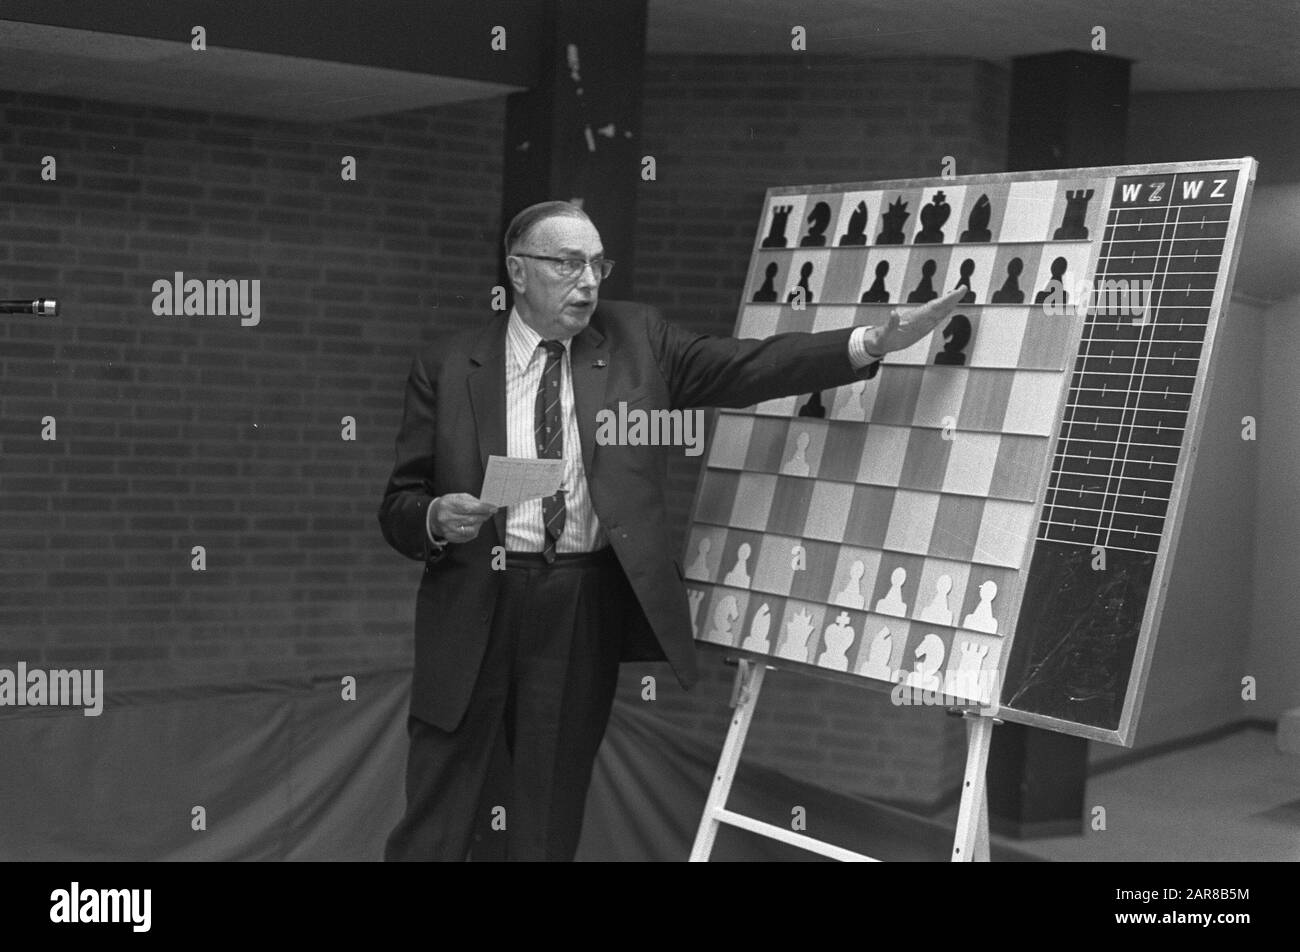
[865,287,966,356]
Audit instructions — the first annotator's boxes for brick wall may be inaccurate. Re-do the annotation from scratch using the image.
[0,90,506,685]
[616,54,1010,809]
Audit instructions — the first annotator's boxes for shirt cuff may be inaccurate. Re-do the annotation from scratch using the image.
[848,325,883,369]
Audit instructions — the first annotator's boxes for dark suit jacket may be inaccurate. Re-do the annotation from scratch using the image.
[377,300,880,731]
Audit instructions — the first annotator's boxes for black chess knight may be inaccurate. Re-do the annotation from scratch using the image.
[1053,189,1094,240]
[915,191,951,243]
[800,201,832,247]
[934,314,972,366]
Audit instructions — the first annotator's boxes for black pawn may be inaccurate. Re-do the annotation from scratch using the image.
[798,391,826,418]
[990,257,1025,304]
[788,262,815,304]
[753,261,779,302]
[960,194,992,242]
[906,259,939,304]
[860,260,890,303]
[800,201,831,247]
[839,201,868,246]
[957,259,976,304]
[1034,256,1069,305]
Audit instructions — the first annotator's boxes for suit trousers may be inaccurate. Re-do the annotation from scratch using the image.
[384,548,627,861]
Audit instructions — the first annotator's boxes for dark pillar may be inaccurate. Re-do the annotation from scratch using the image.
[1007,50,1131,171]
[498,0,648,300]
[992,50,1131,839]
[477,2,647,859]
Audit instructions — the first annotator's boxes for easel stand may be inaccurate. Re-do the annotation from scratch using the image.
[689,658,995,862]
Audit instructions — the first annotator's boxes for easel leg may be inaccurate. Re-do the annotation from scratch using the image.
[976,768,990,863]
[951,714,995,862]
[688,659,766,862]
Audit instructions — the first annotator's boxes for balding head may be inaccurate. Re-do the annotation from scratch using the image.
[503,201,593,258]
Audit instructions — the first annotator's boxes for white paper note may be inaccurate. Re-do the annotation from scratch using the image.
[479,455,565,507]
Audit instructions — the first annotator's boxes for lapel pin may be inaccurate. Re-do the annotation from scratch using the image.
[592,359,607,368]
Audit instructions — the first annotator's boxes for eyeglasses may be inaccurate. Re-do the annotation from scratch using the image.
[512,253,615,281]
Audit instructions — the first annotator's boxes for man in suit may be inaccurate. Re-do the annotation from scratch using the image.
[378,201,964,861]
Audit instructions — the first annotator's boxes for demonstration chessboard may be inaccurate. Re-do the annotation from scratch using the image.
[683,160,1255,744]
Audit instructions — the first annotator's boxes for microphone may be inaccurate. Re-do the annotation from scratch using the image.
[0,299,59,315]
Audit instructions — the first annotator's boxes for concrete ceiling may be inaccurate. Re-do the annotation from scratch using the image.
[1,0,1295,123]
[0,2,1294,301]
[647,0,1300,91]
[0,19,520,122]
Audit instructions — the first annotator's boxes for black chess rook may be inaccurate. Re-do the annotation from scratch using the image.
[762,204,793,248]
[1053,188,1094,240]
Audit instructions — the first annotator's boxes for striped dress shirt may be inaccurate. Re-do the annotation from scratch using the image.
[502,308,607,553]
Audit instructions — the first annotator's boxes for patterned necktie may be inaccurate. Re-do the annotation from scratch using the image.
[535,339,567,562]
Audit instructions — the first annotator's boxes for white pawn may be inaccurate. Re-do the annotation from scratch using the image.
[833,560,867,609]
[858,626,894,680]
[817,611,856,672]
[742,603,773,653]
[781,431,812,477]
[706,595,739,644]
[836,380,867,421]
[723,542,752,588]
[874,567,908,617]
[859,378,877,415]
[962,580,999,634]
[918,574,954,626]
[687,537,712,580]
